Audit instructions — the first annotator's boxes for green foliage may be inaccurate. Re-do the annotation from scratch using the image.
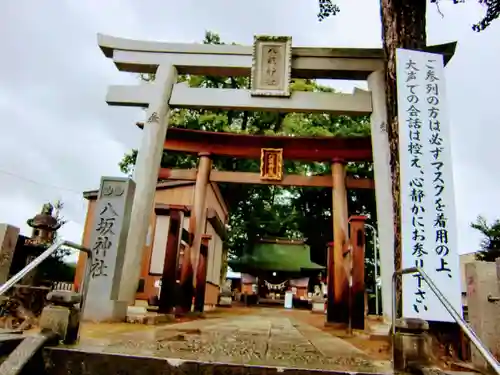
[119,31,378,291]
[119,150,137,177]
[317,0,500,32]
[471,215,500,262]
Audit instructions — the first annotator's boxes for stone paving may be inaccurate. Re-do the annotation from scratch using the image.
[71,308,392,372]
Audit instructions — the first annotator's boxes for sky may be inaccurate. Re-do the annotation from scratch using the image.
[0,0,498,262]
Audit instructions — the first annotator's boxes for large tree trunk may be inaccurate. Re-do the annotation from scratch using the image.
[379,0,427,315]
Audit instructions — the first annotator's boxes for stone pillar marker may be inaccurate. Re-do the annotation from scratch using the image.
[0,224,20,284]
[83,177,135,322]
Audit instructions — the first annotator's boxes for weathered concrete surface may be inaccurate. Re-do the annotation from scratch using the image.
[465,261,500,369]
[62,308,390,373]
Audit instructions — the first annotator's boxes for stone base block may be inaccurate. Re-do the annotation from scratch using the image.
[83,300,128,322]
[47,290,82,306]
[218,296,232,306]
[204,304,217,312]
[39,305,80,345]
[126,313,175,325]
[369,321,391,341]
[127,305,148,315]
[134,300,149,307]
[393,318,431,371]
[311,301,325,314]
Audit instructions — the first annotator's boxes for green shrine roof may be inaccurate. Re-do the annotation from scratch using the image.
[229,241,324,273]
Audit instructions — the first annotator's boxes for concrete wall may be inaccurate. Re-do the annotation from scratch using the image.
[465,260,500,368]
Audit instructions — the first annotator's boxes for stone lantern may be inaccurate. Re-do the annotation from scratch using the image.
[25,203,61,247]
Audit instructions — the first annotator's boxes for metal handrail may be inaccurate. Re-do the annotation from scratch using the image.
[392,267,500,374]
[0,239,92,313]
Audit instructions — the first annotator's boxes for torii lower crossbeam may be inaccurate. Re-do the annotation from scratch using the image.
[159,168,374,189]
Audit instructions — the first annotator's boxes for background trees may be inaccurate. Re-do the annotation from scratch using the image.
[470,216,500,262]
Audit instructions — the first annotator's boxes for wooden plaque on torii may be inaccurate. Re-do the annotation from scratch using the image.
[260,148,283,181]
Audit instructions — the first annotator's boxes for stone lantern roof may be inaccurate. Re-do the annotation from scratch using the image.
[25,203,62,247]
[26,204,61,231]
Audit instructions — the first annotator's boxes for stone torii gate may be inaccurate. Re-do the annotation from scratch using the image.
[98,33,456,323]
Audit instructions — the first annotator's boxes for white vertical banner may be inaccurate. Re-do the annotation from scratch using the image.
[396,49,462,322]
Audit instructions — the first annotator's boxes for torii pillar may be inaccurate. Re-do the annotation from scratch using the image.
[118,64,177,303]
[327,158,350,324]
[178,152,212,313]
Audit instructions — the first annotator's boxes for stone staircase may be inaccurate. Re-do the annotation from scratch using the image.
[0,338,393,375]
[0,325,480,375]
[0,302,491,375]
[0,337,482,375]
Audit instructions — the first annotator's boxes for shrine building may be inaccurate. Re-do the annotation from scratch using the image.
[74,180,228,311]
[230,239,324,306]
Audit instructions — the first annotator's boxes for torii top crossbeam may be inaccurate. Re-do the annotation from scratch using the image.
[98,34,456,80]
[100,34,456,116]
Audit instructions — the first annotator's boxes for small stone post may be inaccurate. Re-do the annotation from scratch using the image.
[83,177,135,322]
[393,318,431,371]
[39,290,82,345]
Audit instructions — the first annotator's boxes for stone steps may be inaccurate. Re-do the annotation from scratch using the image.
[42,347,393,375]
[0,331,481,375]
